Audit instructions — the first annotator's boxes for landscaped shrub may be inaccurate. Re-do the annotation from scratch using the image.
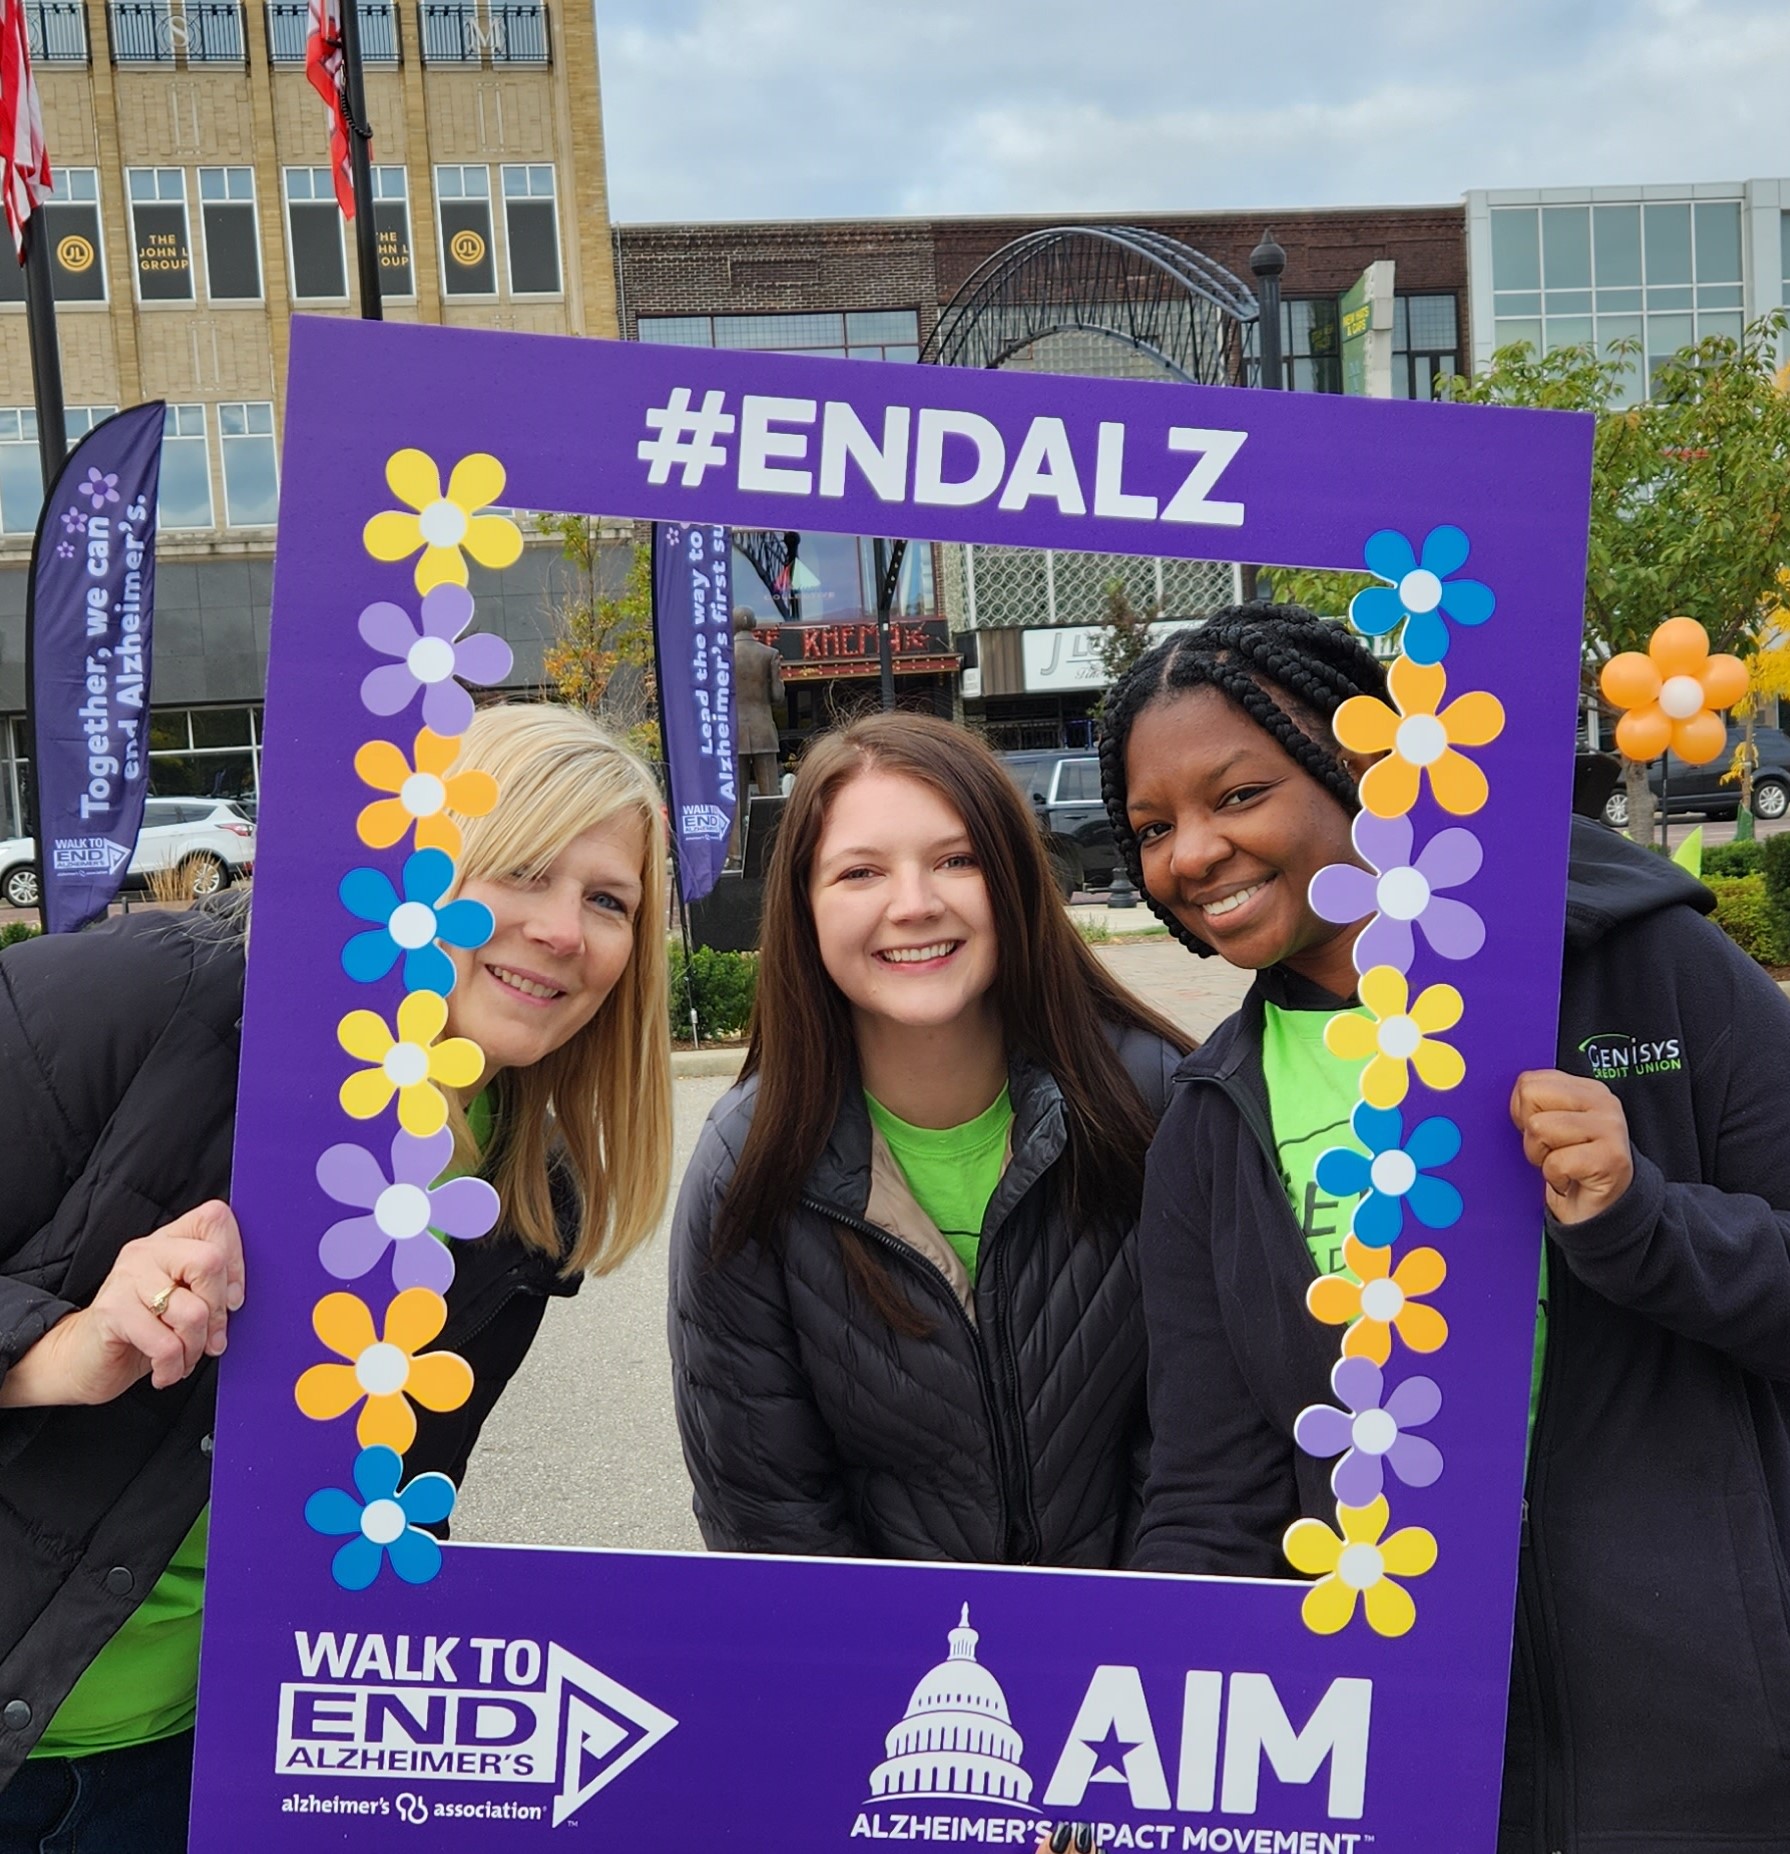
[1702,839,1765,879]
[1706,873,1790,967]
[668,944,758,1041]
[0,921,40,949]
[1762,832,1790,929]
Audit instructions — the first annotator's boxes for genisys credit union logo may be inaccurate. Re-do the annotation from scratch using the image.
[1577,1031,1683,1082]
[276,1630,676,1828]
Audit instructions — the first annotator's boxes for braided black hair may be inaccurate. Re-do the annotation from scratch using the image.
[1096,601,1390,956]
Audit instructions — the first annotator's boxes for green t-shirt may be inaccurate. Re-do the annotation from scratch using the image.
[1257,998,1550,1445]
[864,1086,1014,1283]
[33,1508,209,1759]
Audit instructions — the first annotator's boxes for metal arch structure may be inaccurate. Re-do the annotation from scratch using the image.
[921,224,1262,386]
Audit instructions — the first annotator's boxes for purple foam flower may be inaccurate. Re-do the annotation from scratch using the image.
[1294,1356,1443,1507]
[315,1126,500,1293]
[357,584,514,735]
[79,467,120,511]
[1308,811,1486,977]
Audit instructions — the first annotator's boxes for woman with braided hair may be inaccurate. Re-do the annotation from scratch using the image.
[1104,602,1790,1851]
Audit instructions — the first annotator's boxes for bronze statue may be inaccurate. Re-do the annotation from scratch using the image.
[732,607,784,860]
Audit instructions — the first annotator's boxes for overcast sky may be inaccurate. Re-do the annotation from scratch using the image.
[594,0,1788,225]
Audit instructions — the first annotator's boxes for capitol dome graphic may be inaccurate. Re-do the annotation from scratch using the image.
[868,1606,1034,1807]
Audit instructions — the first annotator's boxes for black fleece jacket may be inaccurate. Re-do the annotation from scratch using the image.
[669,1025,1183,1567]
[0,907,577,1784]
[1131,817,1790,1854]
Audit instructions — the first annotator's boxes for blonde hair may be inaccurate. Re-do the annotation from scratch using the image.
[443,703,672,1276]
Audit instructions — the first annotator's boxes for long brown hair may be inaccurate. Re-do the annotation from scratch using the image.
[715,714,1191,1269]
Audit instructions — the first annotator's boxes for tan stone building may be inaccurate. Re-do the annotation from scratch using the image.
[0,0,619,829]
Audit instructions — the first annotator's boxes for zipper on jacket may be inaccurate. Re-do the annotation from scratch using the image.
[1187,1071,1323,1282]
[1523,1240,1571,1854]
[800,1194,1031,1562]
[980,1228,1042,1562]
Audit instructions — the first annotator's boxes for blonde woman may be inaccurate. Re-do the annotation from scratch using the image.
[0,703,671,1851]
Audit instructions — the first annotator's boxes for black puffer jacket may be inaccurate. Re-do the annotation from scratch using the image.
[1132,821,1790,1853]
[0,907,577,1785]
[668,1025,1182,1566]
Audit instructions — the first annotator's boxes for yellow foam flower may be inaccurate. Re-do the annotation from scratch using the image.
[1324,966,1463,1109]
[363,449,523,594]
[1599,616,1747,766]
[1333,656,1505,818]
[1307,1234,1449,1366]
[355,727,498,859]
[338,991,483,1136]
[1284,1495,1437,1638]
[294,1288,474,1453]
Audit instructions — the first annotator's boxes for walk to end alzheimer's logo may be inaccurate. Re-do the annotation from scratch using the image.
[852,1607,1375,1851]
[275,1631,675,1829]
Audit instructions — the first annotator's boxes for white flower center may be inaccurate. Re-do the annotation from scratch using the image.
[1352,1408,1399,1455]
[1398,568,1444,614]
[374,1181,433,1241]
[1375,865,1431,921]
[355,1341,412,1398]
[1336,1542,1385,1591]
[1369,1149,1419,1198]
[1360,1277,1407,1323]
[360,1497,408,1546]
[387,900,438,950]
[417,498,469,549]
[407,636,458,684]
[400,772,447,817]
[1377,1014,1421,1061]
[383,1041,431,1088]
[1658,674,1704,721]
[1395,714,1449,767]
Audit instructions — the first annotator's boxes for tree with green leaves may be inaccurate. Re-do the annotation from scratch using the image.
[1091,577,1162,715]
[538,515,660,757]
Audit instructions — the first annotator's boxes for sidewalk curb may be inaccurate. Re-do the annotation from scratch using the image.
[672,1046,746,1079]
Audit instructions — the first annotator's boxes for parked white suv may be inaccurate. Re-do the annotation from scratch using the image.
[0,797,256,909]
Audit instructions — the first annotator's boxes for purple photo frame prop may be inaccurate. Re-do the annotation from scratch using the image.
[193,317,1592,1851]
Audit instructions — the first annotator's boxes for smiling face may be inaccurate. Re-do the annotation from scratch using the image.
[807,769,999,1039]
[1124,686,1366,995]
[445,811,648,1086]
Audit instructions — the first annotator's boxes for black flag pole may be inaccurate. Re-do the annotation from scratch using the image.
[20,207,67,929]
[337,0,382,320]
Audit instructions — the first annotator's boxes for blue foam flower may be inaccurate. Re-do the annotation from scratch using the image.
[1314,1102,1463,1248]
[1350,526,1495,665]
[340,848,493,994]
[304,1445,456,1590]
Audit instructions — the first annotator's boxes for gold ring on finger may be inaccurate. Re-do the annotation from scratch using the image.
[148,1283,175,1318]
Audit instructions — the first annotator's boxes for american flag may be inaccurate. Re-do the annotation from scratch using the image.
[1,0,53,259]
[305,0,355,219]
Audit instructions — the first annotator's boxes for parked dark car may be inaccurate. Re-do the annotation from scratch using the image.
[1600,724,1790,828]
[998,751,1116,897]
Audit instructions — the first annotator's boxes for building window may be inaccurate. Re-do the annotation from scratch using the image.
[161,404,213,529]
[1489,198,1748,398]
[0,405,119,537]
[284,167,347,301]
[371,166,414,297]
[126,167,195,302]
[24,0,90,63]
[148,705,263,801]
[267,0,395,61]
[182,0,245,60]
[1279,298,1341,392]
[436,165,495,297]
[219,402,278,526]
[3,168,108,304]
[637,309,921,362]
[1391,294,1460,401]
[418,0,547,65]
[500,164,559,295]
[107,0,173,61]
[198,166,261,301]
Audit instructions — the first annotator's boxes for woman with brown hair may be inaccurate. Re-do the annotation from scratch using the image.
[668,713,1189,1565]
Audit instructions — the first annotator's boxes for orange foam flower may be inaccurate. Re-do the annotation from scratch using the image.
[294,1288,474,1453]
[1599,617,1747,765]
[355,727,498,858]
[1333,656,1505,818]
[1307,1234,1449,1365]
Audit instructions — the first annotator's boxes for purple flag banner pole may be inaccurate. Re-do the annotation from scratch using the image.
[651,519,736,902]
[25,400,164,932]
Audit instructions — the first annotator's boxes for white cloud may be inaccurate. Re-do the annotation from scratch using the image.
[595,0,1790,223]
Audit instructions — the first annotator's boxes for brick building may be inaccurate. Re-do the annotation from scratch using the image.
[615,204,1469,747]
[0,0,620,833]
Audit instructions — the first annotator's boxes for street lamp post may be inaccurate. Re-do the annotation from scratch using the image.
[1240,229,1286,604]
